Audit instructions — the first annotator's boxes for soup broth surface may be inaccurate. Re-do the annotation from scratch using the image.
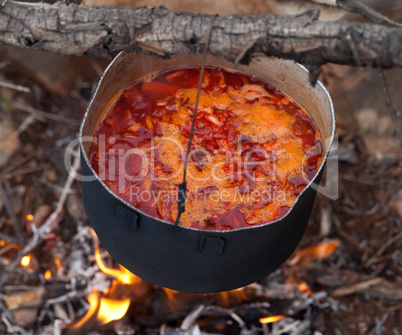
[89,66,323,230]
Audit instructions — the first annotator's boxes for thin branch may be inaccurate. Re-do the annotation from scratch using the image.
[0,164,48,182]
[378,69,402,147]
[331,277,384,297]
[365,231,402,267]
[336,0,402,28]
[0,80,31,93]
[2,315,32,335]
[13,102,81,126]
[0,183,24,244]
[308,0,402,29]
[0,1,402,68]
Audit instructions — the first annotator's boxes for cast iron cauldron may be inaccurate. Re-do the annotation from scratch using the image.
[79,52,335,293]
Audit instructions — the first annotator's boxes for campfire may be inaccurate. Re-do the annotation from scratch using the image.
[2,224,344,334]
[65,232,341,333]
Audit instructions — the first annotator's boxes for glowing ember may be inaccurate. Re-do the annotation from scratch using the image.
[73,292,99,329]
[54,258,62,276]
[20,255,31,267]
[44,270,52,280]
[297,283,313,296]
[259,315,286,324]
[97,298,130,324]
[26,214,34,221]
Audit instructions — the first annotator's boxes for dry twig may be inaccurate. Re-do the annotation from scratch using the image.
[1,315,32,335]
[13,102,81,126]
[0,148,81,286]
[0,183,24,244]
[0,80,31,93]
[377,69,402,146]
[336,0,402,28]
[365,231,402,267]
[331,278,384,297]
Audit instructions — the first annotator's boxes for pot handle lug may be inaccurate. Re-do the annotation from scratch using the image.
[116,205,139,231]
[198,236,225,257]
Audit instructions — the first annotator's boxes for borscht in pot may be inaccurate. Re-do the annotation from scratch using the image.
[79,52,335,293]
[89,65,323,230]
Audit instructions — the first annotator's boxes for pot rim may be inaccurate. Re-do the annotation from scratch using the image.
[79,51,335,233]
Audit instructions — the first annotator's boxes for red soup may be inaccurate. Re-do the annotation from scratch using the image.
[89,66,323,230]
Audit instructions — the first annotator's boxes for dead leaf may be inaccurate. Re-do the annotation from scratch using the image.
[4,286,45,310]
[391,195,402,220]
[0,118,20,167]
[32,204,52,229]
[13,307,39,328]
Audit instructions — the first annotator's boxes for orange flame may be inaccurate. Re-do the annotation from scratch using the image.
[219,291,230,306]
[260,315,286,324]
[217,288,247,306]
[297,282,313,296]
[26,214,34,221]
[163,287,179,299]
[227,287,247,302]
[95,247,138,285]
[97,297,130,324]
[44,270,52,280]
[289,239,340,266]
[20,255,31,267]
[162,287,182,312]
[72,231,140,328]
[73,292,100,329]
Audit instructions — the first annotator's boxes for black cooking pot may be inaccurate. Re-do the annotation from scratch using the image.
[79,52,335,293]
